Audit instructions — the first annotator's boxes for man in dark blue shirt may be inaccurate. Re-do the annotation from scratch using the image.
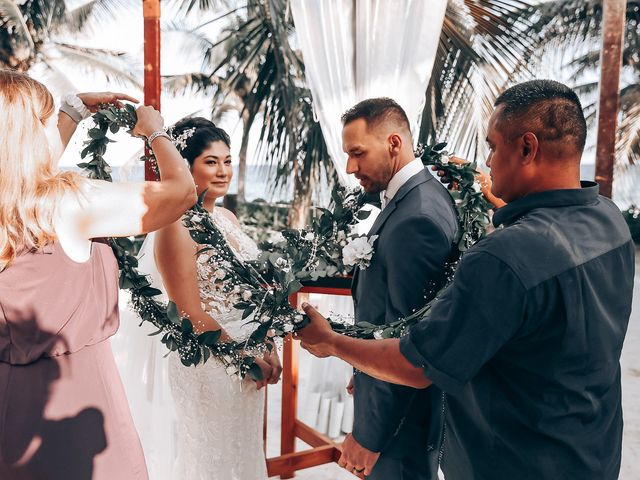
[296,80,635,479]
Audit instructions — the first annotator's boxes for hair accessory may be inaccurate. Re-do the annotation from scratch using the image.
[170,126,197,151]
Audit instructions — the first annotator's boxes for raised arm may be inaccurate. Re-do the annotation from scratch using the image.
[57,92,139,149]
[58,104,197,241]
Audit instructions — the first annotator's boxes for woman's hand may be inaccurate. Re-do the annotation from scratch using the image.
[431,156,506,209]
[77,91,139,112]
[252,358,273,390]
[132,105,165,139]
[263,344,282,385]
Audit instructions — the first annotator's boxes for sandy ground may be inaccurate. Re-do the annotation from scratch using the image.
[619,248,640,480]
[268,248,640,479]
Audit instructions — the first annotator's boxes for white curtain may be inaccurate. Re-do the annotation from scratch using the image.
[291,0,448,186]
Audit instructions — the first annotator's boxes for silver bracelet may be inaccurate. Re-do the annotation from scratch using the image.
[147,130,172,148]
[59,93,91,124]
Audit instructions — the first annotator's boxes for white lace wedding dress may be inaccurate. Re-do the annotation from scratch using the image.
[112,208,268,480]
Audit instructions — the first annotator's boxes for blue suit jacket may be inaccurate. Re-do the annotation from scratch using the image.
[351,168,458,464]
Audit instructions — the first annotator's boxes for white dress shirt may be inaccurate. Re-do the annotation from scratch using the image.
[380,158,424,209]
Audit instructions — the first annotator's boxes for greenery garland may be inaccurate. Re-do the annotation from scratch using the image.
[79,105,492,378]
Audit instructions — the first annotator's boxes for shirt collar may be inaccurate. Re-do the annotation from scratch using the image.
[380,158,424,205]
[493,181,600,227]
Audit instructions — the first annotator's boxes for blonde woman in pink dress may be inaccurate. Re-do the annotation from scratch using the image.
[0,70,196,480]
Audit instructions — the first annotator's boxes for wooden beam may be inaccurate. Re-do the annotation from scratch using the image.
[280,295,300,479]
[143,0,161,181]
[267,445,342,477]
[595,0,627,198]
[295,419,338,448]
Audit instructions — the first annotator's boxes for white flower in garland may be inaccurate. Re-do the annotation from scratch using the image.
[242,290,252,301]
[342,235,379,270]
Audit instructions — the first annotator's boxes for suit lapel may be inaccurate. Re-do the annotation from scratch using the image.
[351,169,433,297]
[366,169,433,238]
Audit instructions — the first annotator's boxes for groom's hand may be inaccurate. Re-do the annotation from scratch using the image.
[338,433,380,478]
[295,303,336,358]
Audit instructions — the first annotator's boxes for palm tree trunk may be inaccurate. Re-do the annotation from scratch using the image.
[288,168,312,229]
[237,109,251,203]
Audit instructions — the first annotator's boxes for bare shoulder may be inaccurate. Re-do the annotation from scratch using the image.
[217,207,242,227]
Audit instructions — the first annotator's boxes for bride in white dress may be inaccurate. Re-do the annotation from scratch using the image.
[113,117,281,480]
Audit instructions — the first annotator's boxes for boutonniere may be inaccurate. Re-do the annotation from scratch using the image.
[342,234,379,270]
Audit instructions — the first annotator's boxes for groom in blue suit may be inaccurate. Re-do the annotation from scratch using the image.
[338,98,458,479]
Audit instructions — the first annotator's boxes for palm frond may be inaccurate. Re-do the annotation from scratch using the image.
[0,0,35,53]
[168,0,232,16]
[162,72,221,95]
[49,42,142,89]
[162,20,223,70]
[64,0,138,33]
[617,83,640,165]
[21,0,66,33]
[419,0,542,161]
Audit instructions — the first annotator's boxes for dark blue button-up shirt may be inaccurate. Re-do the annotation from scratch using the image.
[400,182,635,479]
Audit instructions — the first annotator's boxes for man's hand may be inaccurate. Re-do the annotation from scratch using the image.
[338,433,380,478]
[346,375,354,395]
[77,91,139,112]
[295,303,337,358]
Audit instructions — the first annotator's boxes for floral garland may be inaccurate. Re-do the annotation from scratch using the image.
[79,105,366,378]
[80,105,492,377]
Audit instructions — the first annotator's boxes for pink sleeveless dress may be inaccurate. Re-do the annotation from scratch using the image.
[0,241,148,480]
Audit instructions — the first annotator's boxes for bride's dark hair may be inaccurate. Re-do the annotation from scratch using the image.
[171,117,231,166]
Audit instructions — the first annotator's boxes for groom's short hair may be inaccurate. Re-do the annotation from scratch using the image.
[494,80,587,153]
[342,97,411,134]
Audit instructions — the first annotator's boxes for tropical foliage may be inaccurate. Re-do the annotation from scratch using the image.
[0,0,141,88]
[165,0,549,225]
[531,0,640,168]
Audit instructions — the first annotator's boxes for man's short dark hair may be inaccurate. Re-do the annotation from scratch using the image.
[494,80,587,153]
[341,97,411,133]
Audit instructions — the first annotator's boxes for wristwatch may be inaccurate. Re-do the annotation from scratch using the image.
[59,93,91,123]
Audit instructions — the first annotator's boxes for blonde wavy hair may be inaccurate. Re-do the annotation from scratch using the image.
[0,70,86,270]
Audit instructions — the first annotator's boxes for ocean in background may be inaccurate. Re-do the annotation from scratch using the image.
[65,162,638,208]
[70,163,331,204]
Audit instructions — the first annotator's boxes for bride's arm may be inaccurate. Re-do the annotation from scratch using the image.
[155,219,232,342]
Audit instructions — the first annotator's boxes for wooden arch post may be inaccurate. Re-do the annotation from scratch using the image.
[143,0,161,181]
[595,0,627,198]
